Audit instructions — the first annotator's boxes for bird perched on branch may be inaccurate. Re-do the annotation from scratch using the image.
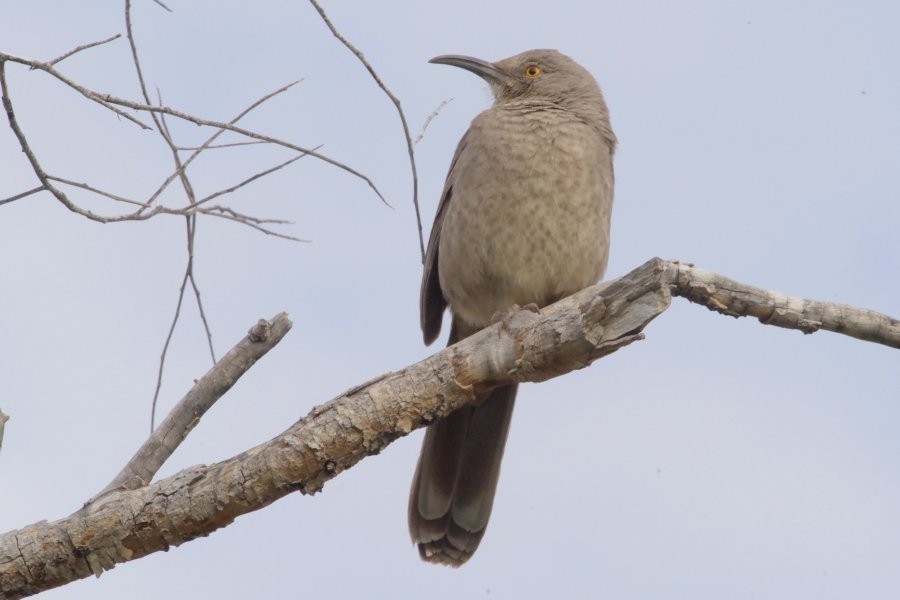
[409,49,617,566]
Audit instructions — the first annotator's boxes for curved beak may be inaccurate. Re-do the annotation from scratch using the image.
[429,54,508,86]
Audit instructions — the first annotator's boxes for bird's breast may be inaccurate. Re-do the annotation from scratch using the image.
[438,108,614,329]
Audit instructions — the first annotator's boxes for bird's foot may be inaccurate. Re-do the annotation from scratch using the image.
[490,303,541,325]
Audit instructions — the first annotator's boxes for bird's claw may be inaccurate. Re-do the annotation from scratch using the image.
[490,303,540,325]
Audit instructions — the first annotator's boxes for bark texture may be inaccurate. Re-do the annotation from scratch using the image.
[1,258,896,598]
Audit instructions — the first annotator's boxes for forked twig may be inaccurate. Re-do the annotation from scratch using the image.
[0,51,384,201]
[143,79,303,209]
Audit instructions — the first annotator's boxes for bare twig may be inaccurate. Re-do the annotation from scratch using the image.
[414,98,453,145]
[149,246,190,433]
[201,207,304,241]
[45,34,122,67]
[0,185,46,206]
[308,0,422,259]
[2,61,289,231]
[103,314,292,495]
[175,140,268,151]
[2,58,153,224]
[47,176,149,207]
[125,0,193,210]
[1,60,109,221]
[189,257,216,361]
[151,0,172,11]
[195,152,314,207]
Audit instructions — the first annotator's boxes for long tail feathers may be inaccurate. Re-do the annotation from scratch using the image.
[408,384,517,566]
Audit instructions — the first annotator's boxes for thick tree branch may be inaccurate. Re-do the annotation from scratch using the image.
[0,259,667,598]
[0,259,895,598]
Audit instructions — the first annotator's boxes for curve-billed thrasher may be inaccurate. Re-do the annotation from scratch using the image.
[409,49,617,566]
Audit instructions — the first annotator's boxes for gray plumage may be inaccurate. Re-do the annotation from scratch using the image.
[410,49,617,566]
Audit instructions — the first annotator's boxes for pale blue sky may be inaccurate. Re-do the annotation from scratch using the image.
[1,2,898,599]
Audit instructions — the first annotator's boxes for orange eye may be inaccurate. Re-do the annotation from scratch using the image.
[524,65,541,78]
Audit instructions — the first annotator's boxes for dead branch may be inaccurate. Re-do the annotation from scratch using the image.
[6,258,896,597]
[667,262,900,348]
[104,315,292,496]
[45,177,148,207]
[0,259,894,597]
[0,259,668,599]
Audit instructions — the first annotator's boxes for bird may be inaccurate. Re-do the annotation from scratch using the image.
[409,49,617,566]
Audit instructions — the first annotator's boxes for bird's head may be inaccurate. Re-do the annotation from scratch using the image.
[430,49,605,108]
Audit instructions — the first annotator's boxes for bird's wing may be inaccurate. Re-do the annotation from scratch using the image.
[420,130,470,345]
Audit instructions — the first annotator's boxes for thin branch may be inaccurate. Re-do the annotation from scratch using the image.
[308,0,421,258]
[47,176,149,207]
[102,314,292,496]
[1,50,152,128]
[125,0,193,209]
[182,210,216,366]
[150,262,190,432]
[175,140,268,151]
[194,152,314,207]
[124,0,148,100]
[118,86,384,202]
[1,59,155,224]
[190,262,217,363]
[0,185,46,206]
[666,261,900,348]
[45,34,122,67]
[151,0,172,11]
[414,98,452,145]
[0,60,98,220]
[1,75,287,229]
[201,206,306,241]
